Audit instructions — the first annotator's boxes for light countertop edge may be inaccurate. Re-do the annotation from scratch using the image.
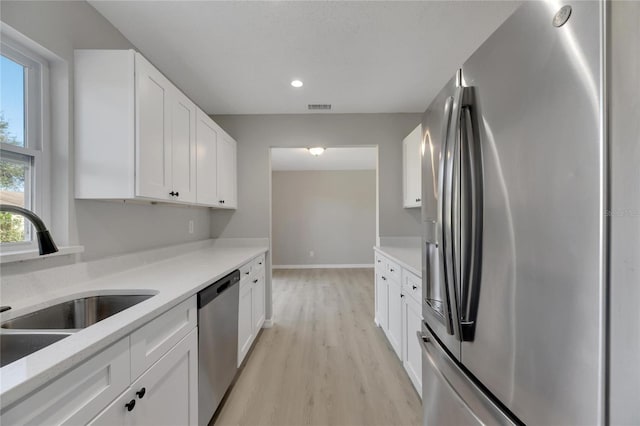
[374,246,422,277]
[0,244,268,410]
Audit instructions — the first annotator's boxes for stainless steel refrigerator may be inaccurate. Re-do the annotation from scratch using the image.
[419,1,639,424]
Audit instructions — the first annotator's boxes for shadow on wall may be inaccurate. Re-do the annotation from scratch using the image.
[210,209,235,238]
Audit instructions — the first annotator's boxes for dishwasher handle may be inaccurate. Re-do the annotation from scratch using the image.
[198,270,240,308]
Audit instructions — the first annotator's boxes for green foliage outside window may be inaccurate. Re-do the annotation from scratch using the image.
[1,114,26,243]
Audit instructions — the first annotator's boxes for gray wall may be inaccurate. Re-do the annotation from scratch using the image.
[1,1,212,263]
[211,114,422,239]
[272,170,375,266]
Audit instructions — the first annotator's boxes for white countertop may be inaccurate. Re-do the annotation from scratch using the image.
[0,242,267,409]
[374,245,421,277]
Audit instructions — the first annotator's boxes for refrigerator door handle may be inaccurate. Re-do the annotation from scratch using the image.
[460,103,483,342]
[444,83,465,339]
[437,96,456,335]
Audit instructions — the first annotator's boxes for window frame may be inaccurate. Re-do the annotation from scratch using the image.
[1,35,50,252]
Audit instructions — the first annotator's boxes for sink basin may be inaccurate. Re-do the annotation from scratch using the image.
[1,294,154,330]
[0,332,72,368]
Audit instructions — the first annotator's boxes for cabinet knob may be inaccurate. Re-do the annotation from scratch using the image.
[416,198,421,202]
[390,268,395,272]
[219,200,225,204]
[412,285,417,290]
[253,279,258,283]
[125,400,136,412]
[170,191,176,196]
[136,387,146,399]
[245,271,250,275]
[258,262,263,265]
[175,192,179,197]
[401,294,405,298]
[381,276,387,281]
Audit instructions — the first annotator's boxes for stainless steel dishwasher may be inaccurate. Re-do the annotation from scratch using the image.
[198,270,240,425]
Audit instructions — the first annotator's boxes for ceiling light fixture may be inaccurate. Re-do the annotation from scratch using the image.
[291,79,303,88]
[308,147,325,156]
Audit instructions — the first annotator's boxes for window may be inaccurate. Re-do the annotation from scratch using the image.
[0,36,48,249]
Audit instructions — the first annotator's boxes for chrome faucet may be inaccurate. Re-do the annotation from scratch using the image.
[0,204,58,255]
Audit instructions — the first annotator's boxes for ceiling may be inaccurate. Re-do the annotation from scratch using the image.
[89,1,521,115]
[271,147,376,171]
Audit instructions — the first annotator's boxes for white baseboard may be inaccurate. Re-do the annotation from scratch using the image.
[262,319,274,328]
[272,264,374,270]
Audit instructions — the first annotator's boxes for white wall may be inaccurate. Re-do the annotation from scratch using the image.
[272,170,375,267]
[210,113,423,239]
[0,1,212,265]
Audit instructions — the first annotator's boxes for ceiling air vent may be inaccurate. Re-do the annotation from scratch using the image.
[308,104,332,111]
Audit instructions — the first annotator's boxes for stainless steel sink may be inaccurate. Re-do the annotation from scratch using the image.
[0,332,72,368]
[1,294,154,330]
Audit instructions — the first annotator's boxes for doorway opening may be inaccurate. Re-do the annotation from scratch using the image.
[269,146,379,269]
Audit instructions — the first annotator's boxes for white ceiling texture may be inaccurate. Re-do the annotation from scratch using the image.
[271,147,377,171]
[90,0,521,115]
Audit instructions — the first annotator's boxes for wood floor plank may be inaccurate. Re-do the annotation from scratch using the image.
[215,268,422,426]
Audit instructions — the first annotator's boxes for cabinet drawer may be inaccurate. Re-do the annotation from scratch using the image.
[252,254,265,272]
[386,258,401,282]
[403,270,422,304]
[239,261,252,280]
[130,296,196,379]
[3,338,130,425]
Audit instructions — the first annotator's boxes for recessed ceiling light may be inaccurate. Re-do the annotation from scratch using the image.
[308,147,325,156]
[291,79,303,88]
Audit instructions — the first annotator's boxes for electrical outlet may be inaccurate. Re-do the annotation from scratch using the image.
[309,250,314,258]
[188,220,194,234]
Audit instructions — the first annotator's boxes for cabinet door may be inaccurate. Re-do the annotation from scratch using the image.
[91,329,198,426]
[135,53,172,200]
[238,282,253,366]
[195,109,219,206]
[403,296,423,397]
[216,135,237,208]
[132,328,198,426]
[386,278,403,359]
[403,124,422,208]
[169,89,196,203]
[375,271,388,330]
[252,274,266,332]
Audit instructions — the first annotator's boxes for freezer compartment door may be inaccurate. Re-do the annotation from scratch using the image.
[419,326,515,426]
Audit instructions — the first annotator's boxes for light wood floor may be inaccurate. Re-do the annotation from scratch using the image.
[215,268,422,426]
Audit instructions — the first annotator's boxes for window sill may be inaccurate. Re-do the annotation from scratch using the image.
[0,245,84,264]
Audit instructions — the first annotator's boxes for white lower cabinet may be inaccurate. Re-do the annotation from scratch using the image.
[386,278,403,358]
[2,297,198,426]
[252,274,266,331]
[374,250,423,396]
[237,254,266,367]
[402,294,423,397]
[238,281,254,364]
[375,271,388,330]
[89,328,198,426]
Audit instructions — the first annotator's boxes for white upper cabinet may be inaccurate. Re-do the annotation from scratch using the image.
[216,134,237,208]
[75,49,234,208]
[195,108,238,208]
[403,124,422,208]
[168,88,197,203]
[196,109,219,206]
[135,55,172,200]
